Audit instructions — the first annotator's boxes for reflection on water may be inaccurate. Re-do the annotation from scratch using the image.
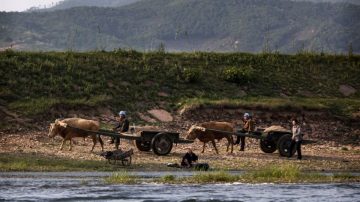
[0,172,359,201]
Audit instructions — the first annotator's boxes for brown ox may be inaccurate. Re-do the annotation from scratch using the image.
[186,121,234,154]
[48,118,104,152]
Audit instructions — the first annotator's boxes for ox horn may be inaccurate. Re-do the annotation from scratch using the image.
[57,121,68,128]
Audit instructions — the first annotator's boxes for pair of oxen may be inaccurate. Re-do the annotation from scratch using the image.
[49,118,235,154]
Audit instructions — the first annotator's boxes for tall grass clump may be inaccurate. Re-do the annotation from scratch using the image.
[0,153,113,172]
[241,164,301,183]
[104,172,137,184]
[182,67,202,83]
[188,171,239,183]
[221,65,255,84]
[158,174,177,183]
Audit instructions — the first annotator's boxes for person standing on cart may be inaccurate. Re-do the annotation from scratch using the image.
[112,111,129,150]
[235,112,255,151]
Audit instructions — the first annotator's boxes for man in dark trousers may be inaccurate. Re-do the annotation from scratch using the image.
[112,111,129,150]
[181,148,198,168]
[235,112,255,151]
[289,119,302,160]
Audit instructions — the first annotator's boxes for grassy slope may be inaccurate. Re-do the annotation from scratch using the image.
[1,50,360,126]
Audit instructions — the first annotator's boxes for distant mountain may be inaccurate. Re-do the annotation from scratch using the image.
[1,0,359,53]
[37,0,140,11]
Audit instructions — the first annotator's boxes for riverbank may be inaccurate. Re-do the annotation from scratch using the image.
[1,130,359,174]
[105,168,360,184]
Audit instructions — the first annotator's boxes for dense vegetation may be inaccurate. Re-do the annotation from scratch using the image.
[0,0,359,53]
[1,50,359,125]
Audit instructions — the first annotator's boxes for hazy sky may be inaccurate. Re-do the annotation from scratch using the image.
[0,0,63,12]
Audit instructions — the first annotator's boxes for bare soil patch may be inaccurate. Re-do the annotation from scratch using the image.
[1,130,359,172]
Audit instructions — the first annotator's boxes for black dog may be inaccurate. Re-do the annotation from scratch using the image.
[100,151,115,159]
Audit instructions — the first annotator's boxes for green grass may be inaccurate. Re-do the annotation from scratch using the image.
[186,171,240,183]
[8,95,111,116]
[0,153,117,172]
[159,174,177,183]
[1,50,359,129]
[240,164,301,183]
[239,164,360,183]
[0,153,180,172]
[105,168,360,184]
[104,172,137,184]
[2,153,359,183]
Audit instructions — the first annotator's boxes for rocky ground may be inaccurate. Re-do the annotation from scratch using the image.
[1,106,359,171]
[0,129,359,172]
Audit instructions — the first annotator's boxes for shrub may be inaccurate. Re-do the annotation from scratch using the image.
[160,174,176,183]
[221,65,255,84]
[182,67,202,83]
[190,171,239,183]
[241,164,301,183]
[104,172,137,184]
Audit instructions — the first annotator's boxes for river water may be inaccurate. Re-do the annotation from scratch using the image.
[0,172,359,201]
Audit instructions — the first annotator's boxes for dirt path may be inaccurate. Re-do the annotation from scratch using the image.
[1,131,359,171]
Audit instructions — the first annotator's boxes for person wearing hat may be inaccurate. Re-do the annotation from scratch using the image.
[235,112,255,151]
[111,111,130,149]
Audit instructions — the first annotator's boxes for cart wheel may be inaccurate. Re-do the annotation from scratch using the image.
[151,133,173,156]
[259,139,277,153]
[277,134,296,157]
[121,156,132,166]
[135,140,151,151]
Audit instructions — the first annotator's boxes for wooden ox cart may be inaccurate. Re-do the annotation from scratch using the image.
[204,128,312,157]
[65,125,193,156]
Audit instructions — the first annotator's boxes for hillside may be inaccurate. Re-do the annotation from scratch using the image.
[0,0,359,53]
[41,0,140,11]
[1,50,360,142]
[41,0,360,11]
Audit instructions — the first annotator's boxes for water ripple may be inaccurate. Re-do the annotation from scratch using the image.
[0,173,359,201]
